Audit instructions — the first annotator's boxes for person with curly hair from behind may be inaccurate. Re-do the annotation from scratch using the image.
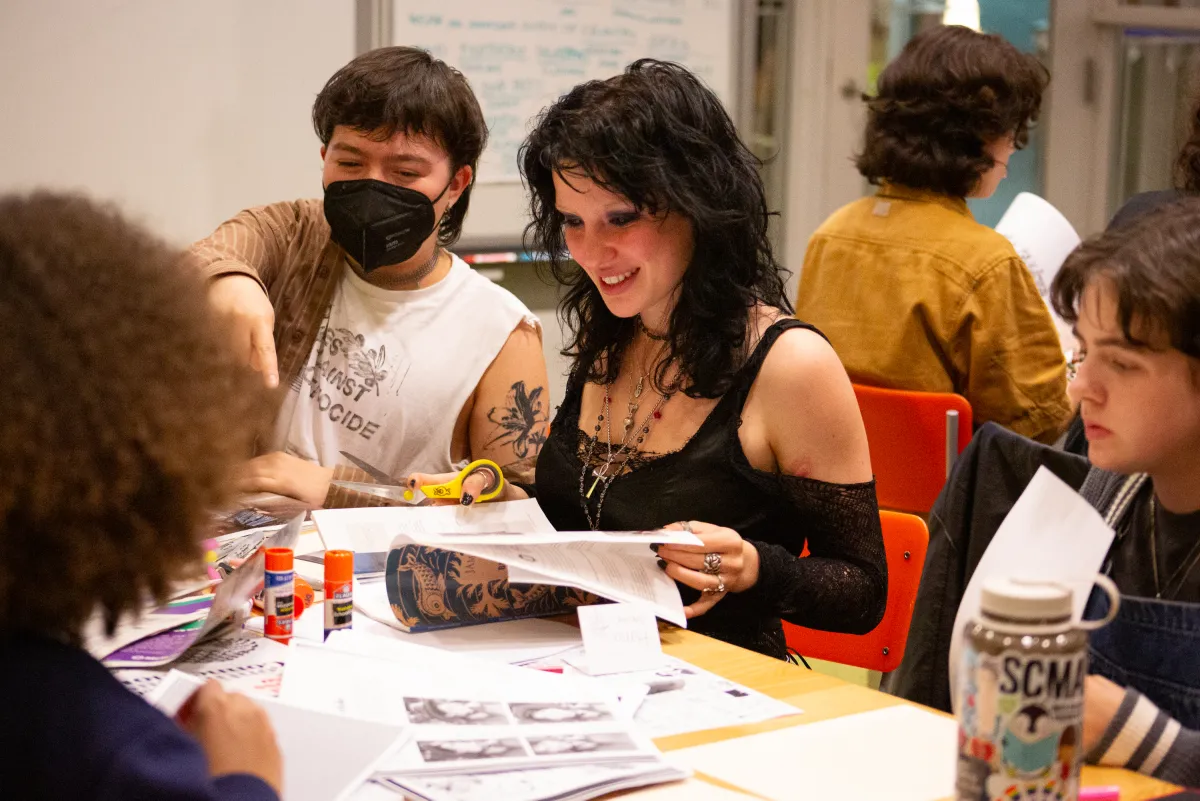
[797,25,1072,444]
[0,194,283,800]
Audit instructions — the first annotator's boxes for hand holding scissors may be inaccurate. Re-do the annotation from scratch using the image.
[331,458,505,507]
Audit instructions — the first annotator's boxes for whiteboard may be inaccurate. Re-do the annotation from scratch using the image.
[393,0,740,246]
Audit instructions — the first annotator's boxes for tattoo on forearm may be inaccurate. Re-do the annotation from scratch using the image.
[486,381,549,463]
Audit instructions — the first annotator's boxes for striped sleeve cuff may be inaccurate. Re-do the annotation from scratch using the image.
[322,465,396,509]
[1088,688,1183,777]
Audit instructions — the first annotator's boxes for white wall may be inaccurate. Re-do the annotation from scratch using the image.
[0,0,355,245]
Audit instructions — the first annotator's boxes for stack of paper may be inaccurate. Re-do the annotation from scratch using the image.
[278,636,689,800]
[376,761,689,801]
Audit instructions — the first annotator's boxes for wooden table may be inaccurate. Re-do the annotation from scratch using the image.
[624,626,1181,800]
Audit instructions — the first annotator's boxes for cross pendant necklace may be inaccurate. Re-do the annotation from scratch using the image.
[587,462,613,499]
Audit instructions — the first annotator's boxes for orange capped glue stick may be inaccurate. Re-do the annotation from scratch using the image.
[324,549,354,641]
[264,547,295,644]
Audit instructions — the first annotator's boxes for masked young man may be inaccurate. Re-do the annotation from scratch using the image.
[185,47,550,508]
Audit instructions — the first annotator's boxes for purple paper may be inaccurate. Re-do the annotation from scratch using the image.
[104,620,205,665]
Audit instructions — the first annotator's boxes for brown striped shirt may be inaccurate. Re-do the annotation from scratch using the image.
[185,199,445,508]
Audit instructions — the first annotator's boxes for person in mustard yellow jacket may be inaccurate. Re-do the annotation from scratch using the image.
[796,25,1071,444]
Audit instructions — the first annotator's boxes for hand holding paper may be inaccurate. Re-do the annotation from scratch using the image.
[176,678,285,797]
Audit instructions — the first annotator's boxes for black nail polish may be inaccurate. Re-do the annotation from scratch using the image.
[460,493,474,507]
[657,558,667,570]
[408,478,416,488]
[649,543,660,553]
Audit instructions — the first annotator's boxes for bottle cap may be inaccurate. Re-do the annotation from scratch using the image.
[265,547,293,571]
[325,550,354,583]
[980,577,1072,623]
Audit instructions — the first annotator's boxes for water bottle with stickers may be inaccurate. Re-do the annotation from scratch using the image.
[954,576,1120,801]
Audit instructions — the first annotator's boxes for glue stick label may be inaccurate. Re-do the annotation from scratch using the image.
[325,582,353,633]
[264,567,294,640]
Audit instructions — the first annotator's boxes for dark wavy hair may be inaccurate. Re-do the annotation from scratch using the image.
[1175,89,1200,192]
[0,193,270,642]
[857,25,1049,198]
[1052,198,1200,358]
[313,46,488,247]
[519,59,791,398]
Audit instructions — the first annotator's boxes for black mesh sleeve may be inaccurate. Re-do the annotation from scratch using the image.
[738,477,888,634]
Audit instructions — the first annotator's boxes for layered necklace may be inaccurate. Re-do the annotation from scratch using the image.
[1148,495,1200,600]
[578,325,674,530]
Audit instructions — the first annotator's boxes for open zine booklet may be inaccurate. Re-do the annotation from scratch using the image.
[310,501,702,630]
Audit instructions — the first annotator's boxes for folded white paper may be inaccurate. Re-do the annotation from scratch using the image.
[576,603,665,675]
[948,467,1116,703]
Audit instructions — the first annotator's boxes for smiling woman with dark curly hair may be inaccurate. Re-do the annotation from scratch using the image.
[797,25,1073,445]
[0,193,283,800]
[498,59,888,660]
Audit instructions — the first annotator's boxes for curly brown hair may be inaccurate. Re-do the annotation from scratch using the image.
[857,25,1049,198]
[1175,90,1200,192]
[1052,197,1200,358]
[0,193,270,642]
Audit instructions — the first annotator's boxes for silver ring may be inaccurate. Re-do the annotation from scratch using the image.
[680,521,694,533]
[703,552,722,575]
[702,575,726,594]
[473,465,501,495]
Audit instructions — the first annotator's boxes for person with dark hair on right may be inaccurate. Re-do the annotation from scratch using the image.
[1047,198,1200,785]
[1108,87,1200,230]
[796,25,1072,444]
[0,193,281,799]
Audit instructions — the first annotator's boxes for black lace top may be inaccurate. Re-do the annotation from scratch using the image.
[535,319,888,659]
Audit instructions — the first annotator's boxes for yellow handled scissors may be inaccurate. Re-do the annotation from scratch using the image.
[331,459,505,505]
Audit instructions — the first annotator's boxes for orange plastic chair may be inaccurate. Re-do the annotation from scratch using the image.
[852,383,973,515]
[783,510,930,673]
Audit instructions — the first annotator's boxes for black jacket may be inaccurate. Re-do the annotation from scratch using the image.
[881,422,1090,711]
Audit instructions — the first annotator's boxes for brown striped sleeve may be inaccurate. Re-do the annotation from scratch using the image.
[181,201,309,290]
[322,464,401,509]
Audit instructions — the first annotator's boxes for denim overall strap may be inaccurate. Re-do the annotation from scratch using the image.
[1086,473,1200,728]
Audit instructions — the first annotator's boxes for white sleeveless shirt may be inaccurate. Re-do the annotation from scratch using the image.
[272,253,538,479]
